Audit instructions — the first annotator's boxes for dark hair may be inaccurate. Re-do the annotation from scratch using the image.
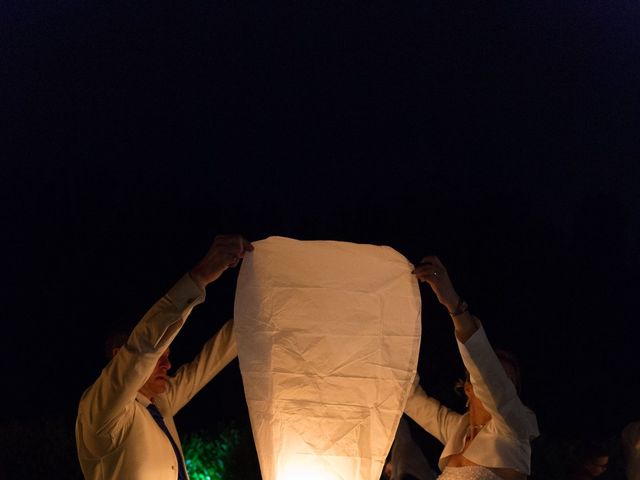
[455,348,522,396]
[103,322,134,359]
[576,440,610,461]
[568,439,610,475]
[495,348,522,394]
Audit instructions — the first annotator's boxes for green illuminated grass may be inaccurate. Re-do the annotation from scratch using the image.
[183,425,240,480]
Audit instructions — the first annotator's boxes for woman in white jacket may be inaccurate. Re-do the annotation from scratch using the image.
[405,256,539,480]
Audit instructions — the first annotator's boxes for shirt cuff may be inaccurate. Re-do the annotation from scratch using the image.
[166,273,206,311]
[457,322,486,346]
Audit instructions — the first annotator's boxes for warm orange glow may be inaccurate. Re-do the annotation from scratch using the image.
[235,237,422,480]
[279,463,342,480]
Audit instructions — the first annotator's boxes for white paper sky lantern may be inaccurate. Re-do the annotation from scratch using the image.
[234,237,422,480]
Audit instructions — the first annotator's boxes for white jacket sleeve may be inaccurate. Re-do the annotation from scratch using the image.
[458,325,539,439]
[404,374,463,446]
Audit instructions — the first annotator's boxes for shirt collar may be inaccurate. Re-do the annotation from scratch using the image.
[136,392,152,407]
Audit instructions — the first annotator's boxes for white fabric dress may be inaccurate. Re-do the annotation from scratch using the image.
[438,466,503,480]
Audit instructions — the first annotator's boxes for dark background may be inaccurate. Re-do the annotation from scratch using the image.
[2,0,640,476]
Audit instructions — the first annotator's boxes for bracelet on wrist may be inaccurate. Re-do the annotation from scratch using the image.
[448,298,469,317]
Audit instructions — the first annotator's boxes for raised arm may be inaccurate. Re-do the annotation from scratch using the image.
[404,374,463,445]
[413,255,538,439]
[165,318,238,414]
[80,234,252,434]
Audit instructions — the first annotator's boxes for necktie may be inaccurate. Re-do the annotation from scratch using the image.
[147,403,188,480]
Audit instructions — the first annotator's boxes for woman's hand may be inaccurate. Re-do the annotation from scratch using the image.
[414,255,478,342]
[413,256,461,313]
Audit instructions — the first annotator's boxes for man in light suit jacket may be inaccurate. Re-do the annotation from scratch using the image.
[75,234,252,480]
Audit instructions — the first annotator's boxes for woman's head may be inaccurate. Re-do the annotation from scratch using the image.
[495,349,522,394]
[457,348,522,407]
[570,440,610,479]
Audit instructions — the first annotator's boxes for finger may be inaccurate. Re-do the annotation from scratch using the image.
[413,264,431,276]
[419,256,436,265]
[242,238,255,252]
[419,256,448,277]
[224,235,252,266]
[226,235,254,255]
[432,256,446,269]
[223,245,241,266]
[213,234,238,244]
[214,235,245,255]
[237,236,255,256]
[414,266,442,282]
[416,257,439,269]
[413,263,431,274]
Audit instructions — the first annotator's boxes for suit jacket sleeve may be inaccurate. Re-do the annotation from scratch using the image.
[81,274,205,440]
[164,319,238,414]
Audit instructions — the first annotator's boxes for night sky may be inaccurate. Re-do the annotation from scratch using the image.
[3,0,640,471]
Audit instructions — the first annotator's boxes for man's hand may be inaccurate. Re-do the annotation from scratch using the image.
[413,255,460,311]
[189,234,254,289]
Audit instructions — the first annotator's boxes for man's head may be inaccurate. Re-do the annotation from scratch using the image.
[574,441,610,478]
[584,455,609,478]
[106,327,172,402]
[137,348,171,401]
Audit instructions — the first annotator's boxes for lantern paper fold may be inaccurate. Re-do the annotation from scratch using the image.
[234,236,421,480]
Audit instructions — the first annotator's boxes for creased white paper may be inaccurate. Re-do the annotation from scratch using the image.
[234,236,421,480]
